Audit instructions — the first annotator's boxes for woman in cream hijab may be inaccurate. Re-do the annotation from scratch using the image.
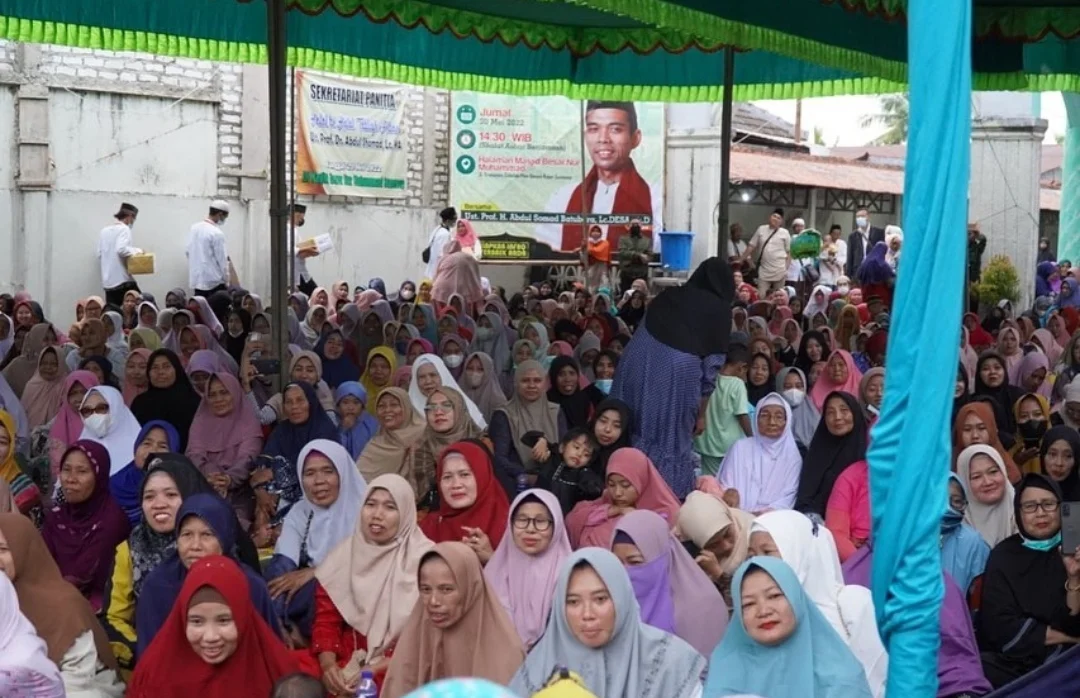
[314,474,435,693]
[955,443,1017,547]
[355,387,426,493]
[677,490,754,607]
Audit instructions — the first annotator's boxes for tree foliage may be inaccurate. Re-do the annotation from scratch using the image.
[974,254,1021,306]
[858,94,909,145]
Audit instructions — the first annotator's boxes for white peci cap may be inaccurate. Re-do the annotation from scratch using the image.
[210,199,230,213]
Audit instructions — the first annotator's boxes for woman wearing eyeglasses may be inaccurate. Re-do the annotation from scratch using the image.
[484,489,572,649]
[405,387,483,507]
[978,473,1080,688]
[76,386,144,482]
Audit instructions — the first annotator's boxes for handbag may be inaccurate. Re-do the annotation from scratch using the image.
[421,244,431,264]
[801,261,821,284]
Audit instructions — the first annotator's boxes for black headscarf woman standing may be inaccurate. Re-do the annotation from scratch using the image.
[973,351,1025,447]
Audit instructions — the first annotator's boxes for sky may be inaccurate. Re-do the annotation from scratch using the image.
[753,92,1068,147]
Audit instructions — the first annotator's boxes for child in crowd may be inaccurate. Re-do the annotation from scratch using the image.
[535,428,604,514]
[694,344,753,477]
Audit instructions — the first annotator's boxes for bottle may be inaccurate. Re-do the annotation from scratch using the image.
[516,473,529,493]
[355,670,378,698]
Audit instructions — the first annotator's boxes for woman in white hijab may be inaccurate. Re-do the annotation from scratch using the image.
[804,285,833,321]
[716,393,802,514]
[76,386,143,476]
[883,225,903,270]
[407,354,486,428]
[955,444,1017,547]
[0,573,65,698]
[750,509,888,698]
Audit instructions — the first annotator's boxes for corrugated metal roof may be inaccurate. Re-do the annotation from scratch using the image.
[730,145,1062,210]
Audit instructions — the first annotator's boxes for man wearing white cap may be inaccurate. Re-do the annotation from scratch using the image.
[186,199,231,297]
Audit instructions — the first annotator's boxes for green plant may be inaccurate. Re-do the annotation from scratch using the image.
[974,254,1021,306]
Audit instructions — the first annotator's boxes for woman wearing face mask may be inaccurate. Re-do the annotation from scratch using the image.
[940,472,991,597]
[775,366,820,450]
[591,350,619,398]
[101,456,224,672]
[858,367,885,422]
[460,352,509,425]
[439,334,469,381]
[43,440,132,611]
[221,308,251,368]
[610,509,728,657]
[128,556,297,698]
[1010,393,1051,476]
[485,490,572,650]
[978,474,1080,688]
[408,354,486,429]
[396,280,417,304]
[137,494,280,658]
[77,386,144,478]
[705,556,873,698]
[473,311,512,376]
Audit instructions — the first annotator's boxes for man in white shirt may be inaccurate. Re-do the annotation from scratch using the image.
[423,207,456,280]
[742,208,792,297]
[289,204,321,295]
[98,202,142,307]
[819,223,848,288]
[187,199,231,297]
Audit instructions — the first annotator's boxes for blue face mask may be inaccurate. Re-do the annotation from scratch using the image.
[941,508,964,534]
[1022,530,1062,552]
[594,378,613,395]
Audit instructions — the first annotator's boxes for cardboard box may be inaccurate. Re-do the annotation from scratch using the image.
[127,253,155,275]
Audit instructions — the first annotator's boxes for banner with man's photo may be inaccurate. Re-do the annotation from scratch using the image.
[294,71,409,198]
[449,93,665,260]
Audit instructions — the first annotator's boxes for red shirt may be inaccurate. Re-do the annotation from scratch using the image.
[307,583,393,688]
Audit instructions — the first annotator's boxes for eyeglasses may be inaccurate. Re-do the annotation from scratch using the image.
[79,405,110,418]
[1020,500,1060,514]
[424,402,454,414]
[512,516,552,532]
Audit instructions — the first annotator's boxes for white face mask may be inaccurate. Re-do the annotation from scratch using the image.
[228,328,245,339]
[477,327,494,340]
[856,216,868,229]
[466,371,484,388]
[400,290,415,301]
[782,389,805,407]
[82,413,112,438]
[837,285,850,295]
[867,404,880,416]
[444,354,463,369]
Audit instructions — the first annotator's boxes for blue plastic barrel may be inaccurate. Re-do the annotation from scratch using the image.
[659,231,694,272]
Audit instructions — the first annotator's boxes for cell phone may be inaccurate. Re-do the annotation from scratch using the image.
[252,358,281,376]
[1062,502,1080,555]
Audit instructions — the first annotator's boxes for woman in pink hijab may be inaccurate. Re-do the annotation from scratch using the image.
[454,218,480,256]
[46,370,100,479]
[484,489,572,649]
[809,350,865,411]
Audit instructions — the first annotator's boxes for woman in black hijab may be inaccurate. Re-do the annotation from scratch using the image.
[130,350,203,450]
[1040,426,1080,501]
[795,391,868,517]
[794,330,829,378]
[979,473,1080,688]
[224,307,252,367]
[588,398,632,478]
[546,356,602,430]
[746,352,775,407]
[974,351,1025,446]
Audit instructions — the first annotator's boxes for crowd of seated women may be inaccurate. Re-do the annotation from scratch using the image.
[6,260,1080,697]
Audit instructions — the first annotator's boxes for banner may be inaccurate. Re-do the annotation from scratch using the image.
[450,93,665,257]
[295,72,408,198]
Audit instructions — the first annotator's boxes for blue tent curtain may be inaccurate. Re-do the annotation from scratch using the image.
[867,0,971,695]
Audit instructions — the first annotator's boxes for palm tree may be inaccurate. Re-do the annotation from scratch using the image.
[859,94,909,145]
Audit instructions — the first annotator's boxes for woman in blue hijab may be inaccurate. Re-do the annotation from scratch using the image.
[704,556,872,698]
[334,381,379,459]
[109,420,181,526]
[135,493,279,658]
[941,472,991,596]
[314,328,361,389]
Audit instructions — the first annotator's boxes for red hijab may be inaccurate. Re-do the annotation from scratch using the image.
[963,313,995,351]
[420,440,510,549]
[127,555,296,698]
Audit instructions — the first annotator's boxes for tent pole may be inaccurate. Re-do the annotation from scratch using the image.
[267,0,289,391]
[717,45,735,258]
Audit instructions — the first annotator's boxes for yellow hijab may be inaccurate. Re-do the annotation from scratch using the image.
[361,346,398,413]
[0,411,20,485]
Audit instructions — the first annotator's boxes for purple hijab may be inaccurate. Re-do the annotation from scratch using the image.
[843,544,991,697]
[42,439,132,611]
[612,509,729,657]
[856,241,896,285]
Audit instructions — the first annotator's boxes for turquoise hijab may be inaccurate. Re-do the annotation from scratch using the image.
[704,556,872,698]
[402,679,521,698]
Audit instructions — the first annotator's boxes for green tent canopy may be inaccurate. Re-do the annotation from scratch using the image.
[569,0,1080,92]
[0,0,905,100]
